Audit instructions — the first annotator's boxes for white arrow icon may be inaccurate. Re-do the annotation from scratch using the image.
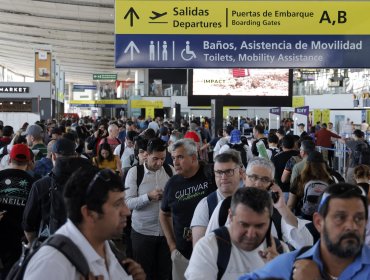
[124,41,140,60]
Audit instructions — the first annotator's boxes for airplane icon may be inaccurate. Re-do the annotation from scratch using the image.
[149,11,167,20]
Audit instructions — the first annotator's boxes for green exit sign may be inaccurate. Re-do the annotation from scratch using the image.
[93,74,117,80]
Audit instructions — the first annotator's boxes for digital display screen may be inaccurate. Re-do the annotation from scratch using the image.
[188,69,292,106]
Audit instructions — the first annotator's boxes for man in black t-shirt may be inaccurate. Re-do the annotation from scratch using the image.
[160,139,216,280]
[271,135,300,201]
[0,144,35,278]
[251,124,268,157]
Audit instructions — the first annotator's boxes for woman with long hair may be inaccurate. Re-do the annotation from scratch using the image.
[288,151,334,219]
[92,142,121,176]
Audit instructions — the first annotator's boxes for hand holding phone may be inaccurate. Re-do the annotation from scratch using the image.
[271,192,280,204]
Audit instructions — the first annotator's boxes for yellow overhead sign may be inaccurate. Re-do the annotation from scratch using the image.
[116,1,369,35]
[131,100,163,108]
[70,100,128,105]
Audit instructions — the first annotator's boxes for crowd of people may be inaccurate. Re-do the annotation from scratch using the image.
[0,114,369,280]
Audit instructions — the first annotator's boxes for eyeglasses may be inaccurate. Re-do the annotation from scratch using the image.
[318,185,366,211]
[86,169,114,196]
[246,174,272,184]
[214,167,239,177]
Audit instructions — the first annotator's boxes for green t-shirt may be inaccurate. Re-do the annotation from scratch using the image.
[32,143,47,161]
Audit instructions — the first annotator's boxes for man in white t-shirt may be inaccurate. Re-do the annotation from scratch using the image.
[114,130,138,169]
[191,150,243,246]
[185,188,289,280]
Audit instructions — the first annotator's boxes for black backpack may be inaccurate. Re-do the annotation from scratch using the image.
[206,191,218,219]
[354,141,370,165]
[122,163,173,190]
[213,226,284,280]
[38,175,67,239]
[217,196,284,241]
[0,144,8,160]
[6,235,128,280]
[6,235,89,280]
[227,143,248,167]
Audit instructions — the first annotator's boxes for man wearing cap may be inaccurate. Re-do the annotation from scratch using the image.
[219,128,252,168]
[0,144,36,278]
[23,124,47,161]
[297,123,308,138]
[23,138,90,244]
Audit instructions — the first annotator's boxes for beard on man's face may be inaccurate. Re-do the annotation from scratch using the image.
[323,224,364,258]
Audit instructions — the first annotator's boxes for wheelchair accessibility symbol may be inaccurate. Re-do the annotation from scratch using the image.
[181,41,196,61]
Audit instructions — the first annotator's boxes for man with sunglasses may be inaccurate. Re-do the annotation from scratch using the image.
[25,168,146,279]
[239,183,370,280]
[191,150,244,246]
[125,138,175,280]
[160,139,217,280]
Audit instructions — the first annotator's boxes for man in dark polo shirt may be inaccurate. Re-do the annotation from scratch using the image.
[160,139,216,280]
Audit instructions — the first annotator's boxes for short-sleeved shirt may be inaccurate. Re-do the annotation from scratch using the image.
[32,143,47,161]
[161,163,216,259]
[0,169,35,257]
[190,190,225,228]
[99,137,121,154]
[239,241,370,280]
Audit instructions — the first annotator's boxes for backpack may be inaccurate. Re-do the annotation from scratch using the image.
[6,235,89,280]
[217,196,283,241]
[213,226,284,280]
[301,180,329,217]
[6,235,127,280]
[206,191,218,219]
[354,141,370,166]
[0,144,8,160]
[122,163,173,190]
[227,143,248,167]
[38,175,67,239]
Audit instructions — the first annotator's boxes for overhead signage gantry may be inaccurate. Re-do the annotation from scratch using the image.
[115,0,370,68]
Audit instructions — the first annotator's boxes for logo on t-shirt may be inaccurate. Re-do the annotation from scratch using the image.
[175,181,209,201]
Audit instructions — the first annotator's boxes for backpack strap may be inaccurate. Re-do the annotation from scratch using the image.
[305,222,320,244]
[218,196,231,227]
[108,240,128,273]
[129,153,135,166]
[46,234,89,279]
[119,144,125,159]
[213,226,232,280]
[207,191,218,219]
[271,208,283,241]
[163,163,173,178]
[290,246,313,280]
[136,164,144,191]
[135,164,172,192]
[273,237,284,254]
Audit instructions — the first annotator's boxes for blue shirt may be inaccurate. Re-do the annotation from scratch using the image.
[239,241,370,280]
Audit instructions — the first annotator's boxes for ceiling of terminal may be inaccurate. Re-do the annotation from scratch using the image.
[0,0,133,84]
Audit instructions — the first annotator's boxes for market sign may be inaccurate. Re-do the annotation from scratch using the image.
[0,86,29,93]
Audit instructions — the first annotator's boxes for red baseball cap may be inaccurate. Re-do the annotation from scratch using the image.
[10,144,31,162]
